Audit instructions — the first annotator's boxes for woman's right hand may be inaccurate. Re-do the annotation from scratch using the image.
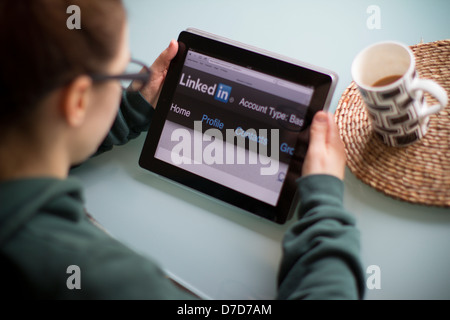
[301,111,347,180]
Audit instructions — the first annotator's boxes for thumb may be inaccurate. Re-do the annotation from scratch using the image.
[309,111,330,150]
[151,40,178,74]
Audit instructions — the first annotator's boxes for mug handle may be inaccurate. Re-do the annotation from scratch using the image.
[410,78,448,119]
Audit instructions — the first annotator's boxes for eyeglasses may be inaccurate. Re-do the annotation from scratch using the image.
[90,59,151,92]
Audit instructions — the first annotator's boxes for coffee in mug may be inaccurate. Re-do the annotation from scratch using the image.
[351,41,448,147]
[372,75,402,87]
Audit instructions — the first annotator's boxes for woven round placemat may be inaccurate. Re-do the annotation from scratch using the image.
[336,39,450,207]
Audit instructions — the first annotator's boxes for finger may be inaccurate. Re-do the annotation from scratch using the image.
[308,111,329,152]
[326,112,339,143]
[327,112,346,155]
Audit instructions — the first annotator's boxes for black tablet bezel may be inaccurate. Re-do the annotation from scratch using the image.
[139,29,337,224]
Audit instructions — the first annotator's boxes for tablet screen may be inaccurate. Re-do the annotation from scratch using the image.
[139,29,337,223]
[154,49,314,206]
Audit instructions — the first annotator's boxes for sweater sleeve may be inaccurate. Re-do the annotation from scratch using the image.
[277,174,365,300]
[96,90,154,154]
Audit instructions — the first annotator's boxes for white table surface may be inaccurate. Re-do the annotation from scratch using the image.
[71,0,450,299]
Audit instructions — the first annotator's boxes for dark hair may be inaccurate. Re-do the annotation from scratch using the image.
[0,0,126,129]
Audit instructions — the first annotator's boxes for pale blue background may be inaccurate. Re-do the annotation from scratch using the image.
[72,0,450,299]
[124,0,450,112]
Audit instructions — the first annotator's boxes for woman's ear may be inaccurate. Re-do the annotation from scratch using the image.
[60,75,93,127]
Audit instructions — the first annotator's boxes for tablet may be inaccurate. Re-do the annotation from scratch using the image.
[139,28,338,224]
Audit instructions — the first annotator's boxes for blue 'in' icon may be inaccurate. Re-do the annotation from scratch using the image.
[214,83,232,103]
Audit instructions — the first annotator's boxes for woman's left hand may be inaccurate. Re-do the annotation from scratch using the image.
[139,40,179,108]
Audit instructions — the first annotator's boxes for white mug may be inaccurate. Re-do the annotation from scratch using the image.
[351,41,448,147]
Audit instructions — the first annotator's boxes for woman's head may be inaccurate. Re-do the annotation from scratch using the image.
[0,0,130,168]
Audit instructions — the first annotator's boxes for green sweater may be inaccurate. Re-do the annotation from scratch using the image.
[0,91,364,299]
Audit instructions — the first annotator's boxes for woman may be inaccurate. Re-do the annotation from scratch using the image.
[0,0,364,299]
